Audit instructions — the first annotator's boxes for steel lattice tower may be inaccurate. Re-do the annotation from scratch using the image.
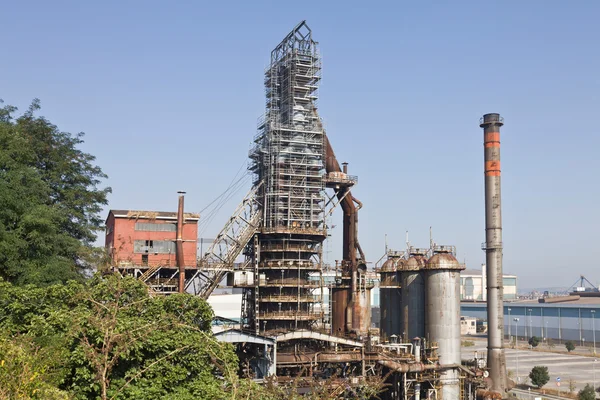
[245,21,325,333]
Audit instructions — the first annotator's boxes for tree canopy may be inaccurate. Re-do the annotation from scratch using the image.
[0,275,241,400]
[578,384,596,400]
[529,366,550,389]
[0,99,110,285]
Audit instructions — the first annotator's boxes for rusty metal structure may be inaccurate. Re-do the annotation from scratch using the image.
[425,245,465,398]
[379,251,403,341]
[244,20,326,334]
[188,21,495,399]
[480,113,508,394]
[176,191,186,293]
[401,248,427,341]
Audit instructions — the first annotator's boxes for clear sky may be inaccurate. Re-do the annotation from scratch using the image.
[2,1,599,289]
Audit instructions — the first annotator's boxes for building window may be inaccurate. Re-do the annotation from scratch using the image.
[134,222,177,232]
[503,277,517,287]
[134,240,176,254]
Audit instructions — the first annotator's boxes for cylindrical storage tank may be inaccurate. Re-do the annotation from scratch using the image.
[400,250,427,341]
[331,287,350,337]
[379,258,402,341]
[425,246,465,399]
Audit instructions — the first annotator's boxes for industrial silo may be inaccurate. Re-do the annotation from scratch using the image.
[400,248,427,341]
[425,246,465,399]
[379,254,403,341]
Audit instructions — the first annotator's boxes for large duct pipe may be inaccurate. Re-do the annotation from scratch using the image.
[480,113,507,393]
[176,191,186,294]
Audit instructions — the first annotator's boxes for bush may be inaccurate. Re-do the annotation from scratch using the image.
[578,383,595,400]
[528,336,540,348]
[462,340,475,347]
[529,366,550,388]
[566,341,576,352]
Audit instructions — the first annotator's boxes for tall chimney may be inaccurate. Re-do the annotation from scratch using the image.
[176,191,186,294]
[480,113,507,392]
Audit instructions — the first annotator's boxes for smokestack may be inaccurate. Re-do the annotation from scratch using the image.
[480,114,507,393]
[176,191,186,294]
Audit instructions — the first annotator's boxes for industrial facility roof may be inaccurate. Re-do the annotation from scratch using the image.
[107,209,200,221]
[512,297,600,305]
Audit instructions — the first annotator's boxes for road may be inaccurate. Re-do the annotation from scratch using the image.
[511,387,569,399]
[461,338,599,393]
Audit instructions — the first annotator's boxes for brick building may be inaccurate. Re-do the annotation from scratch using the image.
[105,210,199,293]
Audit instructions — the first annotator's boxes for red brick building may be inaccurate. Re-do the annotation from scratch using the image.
[105,210,199,268]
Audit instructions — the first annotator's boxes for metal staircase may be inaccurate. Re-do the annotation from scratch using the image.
[194,182,263,299]
[139,264,162,282]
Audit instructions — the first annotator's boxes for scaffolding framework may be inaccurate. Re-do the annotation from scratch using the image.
[246,21,326,333]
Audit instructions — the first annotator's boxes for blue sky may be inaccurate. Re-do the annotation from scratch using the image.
[2,1,599,289]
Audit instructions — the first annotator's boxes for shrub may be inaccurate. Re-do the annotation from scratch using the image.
[529,366,549,388]
[578,383,595,400]
[528,336,540,348]
[566,341,576,352]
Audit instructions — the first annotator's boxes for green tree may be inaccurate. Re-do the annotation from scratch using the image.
[0,99,110,286]
[529,366,550,388]
[528,336,540,348]
[566,341,576,352]
[0,335,69,400]
[0,275,242,400]
[578,384,596,400]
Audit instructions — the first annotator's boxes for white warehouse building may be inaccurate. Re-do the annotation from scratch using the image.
[460,264,517,301]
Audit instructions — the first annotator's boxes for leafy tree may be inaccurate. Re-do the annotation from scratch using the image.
[0,335,69,399]
[566,341,576,352]
[528,336,540,348]
[578,384,596,400]
[0,99,110,286]
[0,275,240,400]
[529,366,550,388]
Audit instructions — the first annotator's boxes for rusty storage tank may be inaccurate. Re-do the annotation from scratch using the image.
[425,245,465,399]
[399,248,427,340]
[379,255,403,341]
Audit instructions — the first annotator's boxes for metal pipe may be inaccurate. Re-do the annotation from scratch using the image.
[176,191,186,293]
[480,113,507,393]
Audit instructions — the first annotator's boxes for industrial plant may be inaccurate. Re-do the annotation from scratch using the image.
[107,21,513,399]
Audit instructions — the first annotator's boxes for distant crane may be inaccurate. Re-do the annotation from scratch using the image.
[568,275,599,294]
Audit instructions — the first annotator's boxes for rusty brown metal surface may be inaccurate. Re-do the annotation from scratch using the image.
[176,192,185,294]
[331,287,349,336]
[481,113,508,394]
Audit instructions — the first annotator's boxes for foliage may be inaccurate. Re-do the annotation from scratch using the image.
[0,335,70,400]
[566,341,576,352]
[578,384,595,400]
[528,366,549,388]
[0,275,239,400]
[528,336,540,348]
[569,378,577,394]
[0,99,110,286]
[461,340,475,347]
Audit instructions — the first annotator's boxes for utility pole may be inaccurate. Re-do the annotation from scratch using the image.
[514,317,520,382]
[592,310,596,354]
